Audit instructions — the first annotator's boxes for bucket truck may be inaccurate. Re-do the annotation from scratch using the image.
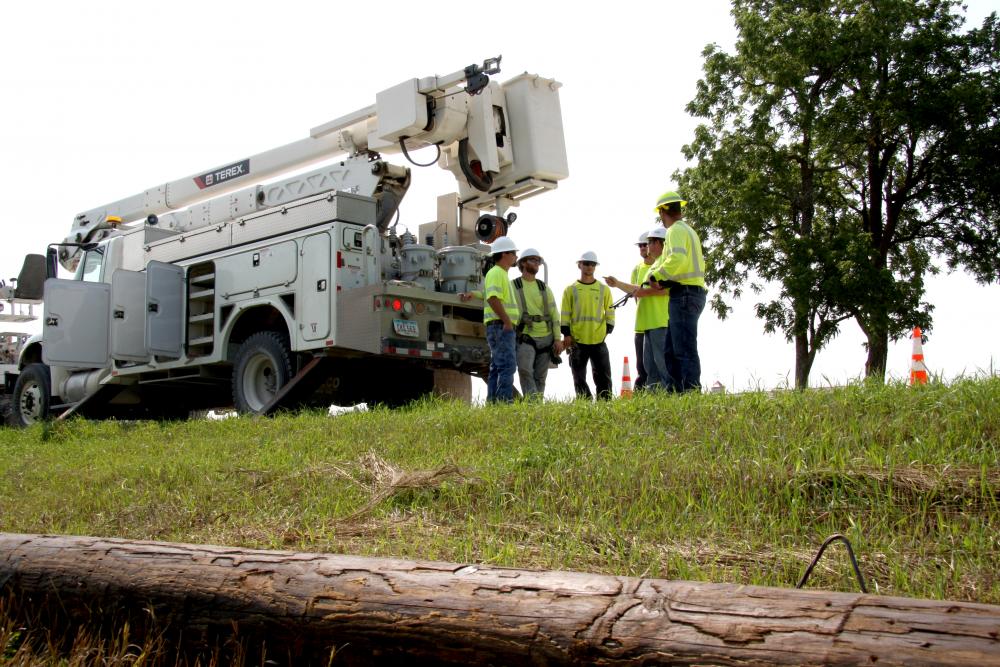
[10,57,568,426]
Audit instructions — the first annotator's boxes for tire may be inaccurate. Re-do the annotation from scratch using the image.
[12,363,52,427]
[232,332,293,415]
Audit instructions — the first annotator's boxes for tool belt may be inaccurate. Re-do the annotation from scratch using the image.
[657,280,705,293]
[515,314,547,333]
[518,333,562,366]
[518,333,552,350]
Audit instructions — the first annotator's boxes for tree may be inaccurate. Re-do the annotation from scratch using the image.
[680,1,858,388]
[828,1,1000,379]
[681,0,999,385]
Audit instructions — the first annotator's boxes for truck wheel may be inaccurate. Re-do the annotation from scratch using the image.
[232,332,293,414]
[12,363,52,427]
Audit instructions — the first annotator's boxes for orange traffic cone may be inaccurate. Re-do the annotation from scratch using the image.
[620,356,634,398]
[910,326,928,385]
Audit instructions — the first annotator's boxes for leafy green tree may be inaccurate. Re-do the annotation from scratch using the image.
[827,1,1000,379]
[681,0,999,384]
[680,1,857,388]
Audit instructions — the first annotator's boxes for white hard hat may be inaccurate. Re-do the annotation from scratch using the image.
[518,247,543,262]
[490,236,518,254]
[647,227,667,240]
[636,232,649,245]
[578,251,599,264]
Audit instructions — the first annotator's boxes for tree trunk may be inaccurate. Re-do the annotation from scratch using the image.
[793,297,815,389]
[865,325,890,382]
[3,533,1000,666]
[794,330,813,389]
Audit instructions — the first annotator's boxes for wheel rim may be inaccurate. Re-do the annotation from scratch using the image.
[18,379,44,424]
[242,352,280,412]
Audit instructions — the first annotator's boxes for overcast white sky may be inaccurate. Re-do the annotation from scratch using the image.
[1,0,996,399]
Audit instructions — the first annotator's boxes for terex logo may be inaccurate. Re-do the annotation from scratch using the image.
[194,159,250,189]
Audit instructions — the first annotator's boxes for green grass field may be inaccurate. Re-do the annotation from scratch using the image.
[2,377,998,608]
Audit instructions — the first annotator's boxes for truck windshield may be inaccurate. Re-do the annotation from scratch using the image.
[77,247,105,283]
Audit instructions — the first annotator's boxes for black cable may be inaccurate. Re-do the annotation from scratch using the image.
[796,533,869,593]
[458,138,493,192]
[398,138,441,168]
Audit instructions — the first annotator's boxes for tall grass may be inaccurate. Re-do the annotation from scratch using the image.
[2,377,997,609]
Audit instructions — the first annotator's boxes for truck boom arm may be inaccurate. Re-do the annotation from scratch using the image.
[62,57,568,271]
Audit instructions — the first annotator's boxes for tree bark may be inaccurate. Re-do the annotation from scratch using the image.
[865,326,890,382]
[794,328,813,389]
[3,534,999,665]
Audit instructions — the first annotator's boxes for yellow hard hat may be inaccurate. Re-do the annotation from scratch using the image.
[654,191,687,212]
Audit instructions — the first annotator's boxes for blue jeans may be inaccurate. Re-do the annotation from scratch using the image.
[642,327,669,390]
[486,324,517,403]
[664,287,707,393]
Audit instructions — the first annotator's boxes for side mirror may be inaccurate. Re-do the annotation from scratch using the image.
[45,247,60,281]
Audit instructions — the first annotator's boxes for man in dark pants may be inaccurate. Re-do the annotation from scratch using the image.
[560,251,615,400]
[649,191,708,393]
[604,227,670,391]
[620,231,654,390]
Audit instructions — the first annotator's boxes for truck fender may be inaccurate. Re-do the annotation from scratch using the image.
[16,333,45,370]
[219,298,296,362]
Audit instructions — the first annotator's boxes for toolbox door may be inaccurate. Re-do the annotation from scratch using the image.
[111,270,150,362]
[145,261,185,359]
[42,279,110,368]
[301,233,331,341]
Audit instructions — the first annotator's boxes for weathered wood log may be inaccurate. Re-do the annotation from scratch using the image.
[2,533,999,665]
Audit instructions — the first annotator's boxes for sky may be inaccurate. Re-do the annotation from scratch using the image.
[1,0,996,400]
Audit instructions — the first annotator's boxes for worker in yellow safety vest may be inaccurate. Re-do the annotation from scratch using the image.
[560,251,615,400]
[605,227,670,390]
[635,190,708,393]
[460,236,520,403]
[610,230,656,391]
[512,248,563,399]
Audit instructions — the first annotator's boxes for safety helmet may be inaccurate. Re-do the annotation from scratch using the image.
[636,232,649,245]
[578,251,599,264]
[490,236,519,254]
[518,247,543,264]
[647,227,667,240]
[654,190,688,211]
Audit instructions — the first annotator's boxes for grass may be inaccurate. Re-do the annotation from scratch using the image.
[1,378,999,662]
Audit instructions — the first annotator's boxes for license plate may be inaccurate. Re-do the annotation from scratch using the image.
[393,319,419,338]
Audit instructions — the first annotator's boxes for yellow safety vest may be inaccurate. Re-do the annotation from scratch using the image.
[483,265,520,324]
[512,277,558,339]
[560,280,614,345]
[650,221,706,287]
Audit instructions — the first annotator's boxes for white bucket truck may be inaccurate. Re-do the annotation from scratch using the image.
[11,57,567,425]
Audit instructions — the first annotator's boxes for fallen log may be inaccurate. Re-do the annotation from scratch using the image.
[2,533,999,665]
